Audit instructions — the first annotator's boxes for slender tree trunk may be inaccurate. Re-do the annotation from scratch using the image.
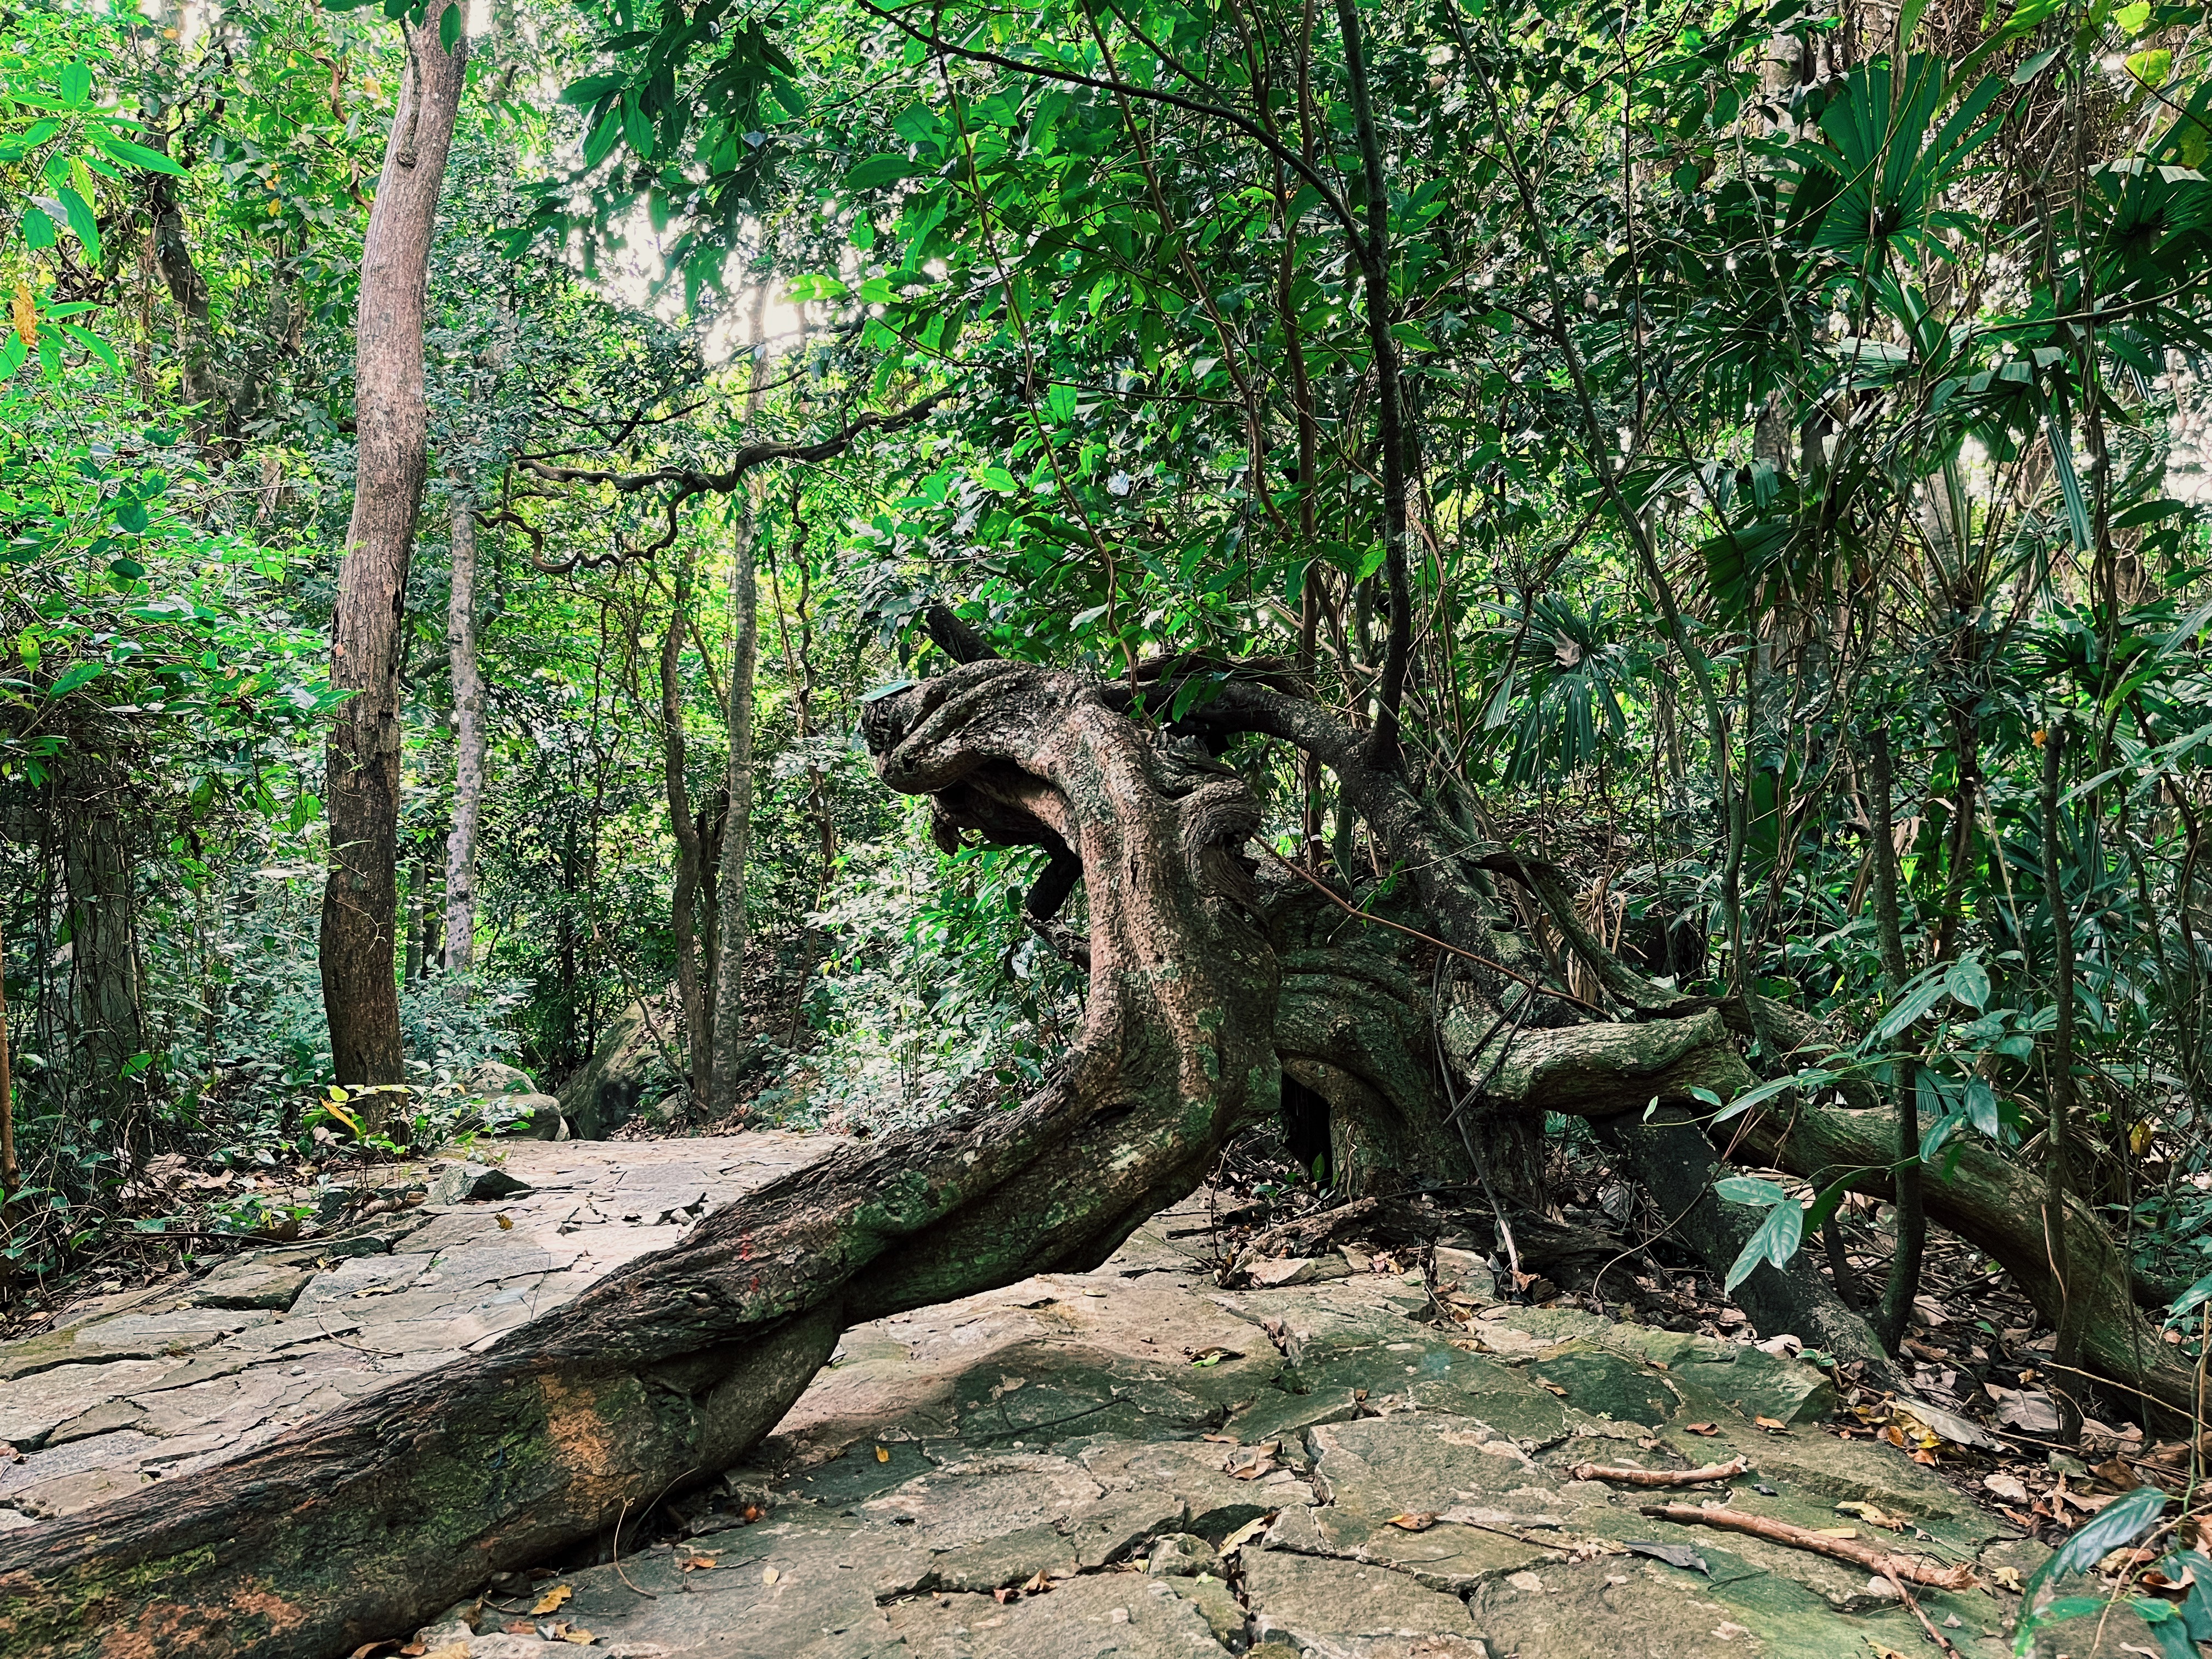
[0,926,15,1218]
[2040,721,2086,1439]
[319,21,469,1115]
[402,851,425,981]
[659,550,711,1106]
[444,483,486,972]
[1867,726,1923,1355]
[59,753,153,1163]
[707,500,759,1116]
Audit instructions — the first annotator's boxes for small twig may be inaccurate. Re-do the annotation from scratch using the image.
[1571,1456,1750,1487]
[610,1496,657,1599]
[1878,1560,1963,1658]
[1639,1504,1976,1589]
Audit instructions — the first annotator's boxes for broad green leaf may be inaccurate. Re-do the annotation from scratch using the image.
[48,661,105,697]
[58,187,98,261]
[1877,974,1949,1040]
[2021,1485,2168,1607]
[22,207,56,249]
[1715,1175,1788,1207]
[847,154,914,190]
[55,322,117,373]
[93,134,187,176]
[60,61,92,108]
[1725,1199,1803,1292]
[1946,957,1990,1011]
[439,2,462,52]
[2166,1269,2212,1326]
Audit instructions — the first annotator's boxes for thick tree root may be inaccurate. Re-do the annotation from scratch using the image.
[0,665,1280,1659]
[1739,1102,2204,1424]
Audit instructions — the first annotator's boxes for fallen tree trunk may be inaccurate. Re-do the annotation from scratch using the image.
[0,665,1280,1658]
[1741,1101,2203,1424]
[1474,1011,2201,1422]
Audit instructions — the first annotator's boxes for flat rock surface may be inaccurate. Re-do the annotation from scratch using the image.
[0,1135,833,1526]
[6,1170,2161,1658]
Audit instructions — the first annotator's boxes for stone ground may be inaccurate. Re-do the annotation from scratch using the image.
[0,1140,2170,1658]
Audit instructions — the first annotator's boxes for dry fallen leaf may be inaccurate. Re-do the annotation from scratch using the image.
[762,1566,780,1585]
[1836,1501,1905,1532]
[560,1632,593,1647]
[1202,1434,1238,1444]
[530,1584,572,1616]
[2095,1457,2141,1492]
[1220,1515,1272,1552]
[874,1445,890,1463]
[496,1213,515,1231]
[504,1623,537,1636]
[1538,1381,1570,1397]
[1754,1416,1788,1432]
[1983,1473,2030,1504]
[1684,1423,1719,1437]
[1815,1527,1860,1539]
[1989,1565,2024,1593]
[678,1549,720,1572]
[1386,1513,1438,1531]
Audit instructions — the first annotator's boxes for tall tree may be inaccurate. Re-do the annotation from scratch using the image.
[443,479,486,973]
[318,19,470,1109]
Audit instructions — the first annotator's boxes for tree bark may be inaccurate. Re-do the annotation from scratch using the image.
[0,663,1278,1658]
[318,21,469,1114]
[1740,1093,2199,1422]
[706,498,759,1116]
[659,549,710,1107]
[58,750,152,1162]
[1,916,16,1217]
[2040,722,2087,1437]
[443,483,486,972]
[1867,726,1923,1357]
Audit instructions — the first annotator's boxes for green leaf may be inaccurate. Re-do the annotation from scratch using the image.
[2166,1269,2212,1326]
[1715,1175,1789,1207]
[2132,1596,2197,1659]
[58,187,99,262]
[561,74,628,107]
[1725,1199,1803,1293]
[582,109,623,170]
[1946,957,1989,1011]
[847,154,915,190]
[2021,1485,2168,1607]
[60,61,92,108]
[48,661,105,697]
[1877,974,1949,1040]
[1963,1079,2000,1138]
[439,2,461,52]
[22,207,57,250]
[55,322,117,373]
[93,134,186,176]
